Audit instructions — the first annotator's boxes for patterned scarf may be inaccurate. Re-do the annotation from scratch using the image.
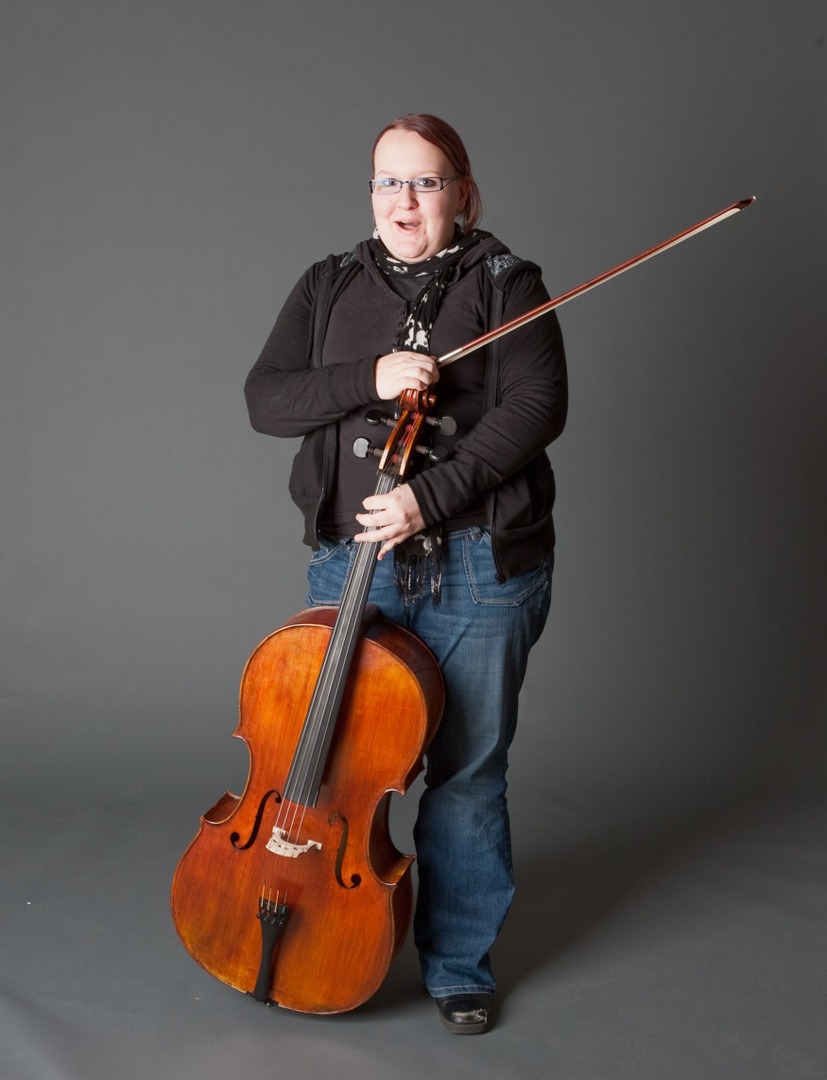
[370,228,484,354]
[369,228,485,605]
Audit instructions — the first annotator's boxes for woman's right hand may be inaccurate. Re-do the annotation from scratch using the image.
[374,351,439,400]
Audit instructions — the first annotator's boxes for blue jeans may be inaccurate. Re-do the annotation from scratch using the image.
[306,527,552,998]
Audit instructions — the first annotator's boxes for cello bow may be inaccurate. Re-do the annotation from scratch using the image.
[436,196,756,369]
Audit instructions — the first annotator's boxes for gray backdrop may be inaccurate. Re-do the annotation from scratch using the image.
[4,0,825,829]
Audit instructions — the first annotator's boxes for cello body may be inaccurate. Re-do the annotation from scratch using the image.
[170,604,443,1014]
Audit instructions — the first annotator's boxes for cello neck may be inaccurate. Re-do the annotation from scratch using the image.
[282,472,393,807]
[283,395,431,808]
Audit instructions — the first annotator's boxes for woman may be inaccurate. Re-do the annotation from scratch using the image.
[245,114,567,1033]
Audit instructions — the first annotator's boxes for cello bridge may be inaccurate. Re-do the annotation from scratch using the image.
[265,826,322,859]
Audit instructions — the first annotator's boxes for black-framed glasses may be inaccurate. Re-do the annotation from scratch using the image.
[369,176,458,195]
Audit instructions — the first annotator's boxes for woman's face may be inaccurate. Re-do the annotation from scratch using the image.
[371,128,467,263]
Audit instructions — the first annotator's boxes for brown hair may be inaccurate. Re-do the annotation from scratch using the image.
[372,114,483,232]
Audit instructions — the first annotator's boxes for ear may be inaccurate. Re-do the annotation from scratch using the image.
[456,177,470,217]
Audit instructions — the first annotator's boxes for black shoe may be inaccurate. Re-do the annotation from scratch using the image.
[435,994,491,1034]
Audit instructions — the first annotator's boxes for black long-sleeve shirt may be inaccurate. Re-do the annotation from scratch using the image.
[245,233,567,578]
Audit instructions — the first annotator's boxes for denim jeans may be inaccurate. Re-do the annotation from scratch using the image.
[306,527,552,998]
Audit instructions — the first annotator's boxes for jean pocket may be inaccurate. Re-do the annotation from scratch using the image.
[462,531,550,607]
[306,537,354,605]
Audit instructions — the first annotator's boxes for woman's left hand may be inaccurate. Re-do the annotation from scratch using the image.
[354,483,425,560]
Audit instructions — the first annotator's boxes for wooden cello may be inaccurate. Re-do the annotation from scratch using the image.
[170,388,445,1014]
[171,196,756,1014]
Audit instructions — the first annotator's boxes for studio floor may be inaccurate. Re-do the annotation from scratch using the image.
[2,790,824,1080]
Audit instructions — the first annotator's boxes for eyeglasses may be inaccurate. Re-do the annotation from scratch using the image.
[369,176,458,195]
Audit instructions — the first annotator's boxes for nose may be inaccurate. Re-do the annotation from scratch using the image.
[397,182,419,207]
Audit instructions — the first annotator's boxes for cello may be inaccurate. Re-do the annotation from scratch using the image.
[171,387,445,1014]
[171,195,755,1014]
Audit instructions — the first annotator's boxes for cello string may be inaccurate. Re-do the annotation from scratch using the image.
[294,470,393,808]
[266,413,409,871]
[289,503,387,837]
[281,542,375,848]
[271,533,373,839]
[280,470,393,843]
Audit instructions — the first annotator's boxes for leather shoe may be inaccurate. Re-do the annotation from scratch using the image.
[435,994,491,1034]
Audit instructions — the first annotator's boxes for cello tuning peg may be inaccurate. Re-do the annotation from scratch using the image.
[415,444,449,464]
[365,409,394,428]
[352,437,381,460]
[425,414,457,437]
